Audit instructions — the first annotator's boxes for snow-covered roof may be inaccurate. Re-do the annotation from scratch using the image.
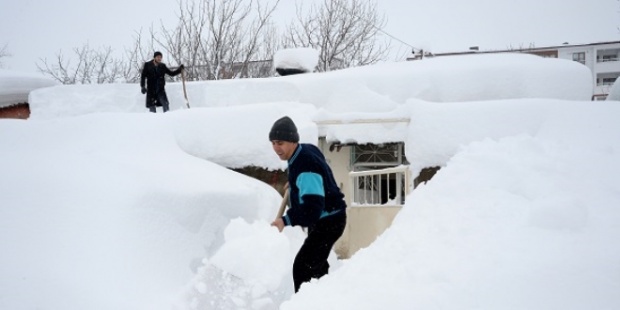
[0,69,57,108]
[27,53,592,148]
[273,47,319,73]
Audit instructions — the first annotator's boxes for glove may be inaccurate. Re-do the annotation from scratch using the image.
[141,87,147,94]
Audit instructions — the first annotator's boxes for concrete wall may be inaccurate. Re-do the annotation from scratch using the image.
[338,206,402,258]
[0,103,30,119]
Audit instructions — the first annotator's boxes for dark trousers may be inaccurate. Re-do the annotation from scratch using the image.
[293,210,346,292]
[147,92,170,113]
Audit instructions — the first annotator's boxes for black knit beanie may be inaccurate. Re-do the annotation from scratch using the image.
[153,51,163,58]
[269,116,299,142]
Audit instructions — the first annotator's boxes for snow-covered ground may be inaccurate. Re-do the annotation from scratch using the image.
[1,53,619,309]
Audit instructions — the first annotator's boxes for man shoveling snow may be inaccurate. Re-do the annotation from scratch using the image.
[268,116,348,293]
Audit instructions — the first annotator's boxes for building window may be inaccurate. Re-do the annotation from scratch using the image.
[602,77,617,86]
[352,143,407,169]
[601,55,619,62]
[573,52,586,64]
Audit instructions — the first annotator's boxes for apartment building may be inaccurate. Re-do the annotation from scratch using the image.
[410,41,620,100]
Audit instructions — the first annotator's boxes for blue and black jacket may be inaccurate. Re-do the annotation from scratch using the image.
[282,144,347,227]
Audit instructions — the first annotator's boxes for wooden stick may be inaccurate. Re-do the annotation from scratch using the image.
[181,68,190,109]
[275,189,290,219]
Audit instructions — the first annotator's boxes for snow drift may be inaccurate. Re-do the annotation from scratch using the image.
[2,53,618,309]
[0,69,56,108]
[28,53,592,120]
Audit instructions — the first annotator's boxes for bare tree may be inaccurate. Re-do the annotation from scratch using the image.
[133,0,281,80]
[507,43,537,51]
[0,43,9,68]
[124,27,163,83]
[37,44,128,84]
[284,0,390,71]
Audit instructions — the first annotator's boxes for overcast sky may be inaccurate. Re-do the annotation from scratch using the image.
[1,0,619,74]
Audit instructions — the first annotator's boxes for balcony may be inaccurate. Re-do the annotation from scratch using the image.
[595,59,620,73]
[595,49,620,73]
[339,165,411,258]
[350,165,410,207]
[597,56,619,63]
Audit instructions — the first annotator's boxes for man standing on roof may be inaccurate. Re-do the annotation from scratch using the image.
[269,116,347,293]
[140,51,184,113]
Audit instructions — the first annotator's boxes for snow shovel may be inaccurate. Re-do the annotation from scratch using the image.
[275,189,290,220]
[181,68,190,109]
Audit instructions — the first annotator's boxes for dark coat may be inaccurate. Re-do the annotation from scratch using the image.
[282,144,347,227]
[140,60,182,107]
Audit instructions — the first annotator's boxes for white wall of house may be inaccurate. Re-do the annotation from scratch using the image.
[555,42,620,99]
[318,139,351,204]
[592,44,620,99]
[319,139,355,257]
[421,41,620,100]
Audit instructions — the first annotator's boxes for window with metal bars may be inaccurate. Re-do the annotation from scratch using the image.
[352,143,406,169]
[350,143,409,205]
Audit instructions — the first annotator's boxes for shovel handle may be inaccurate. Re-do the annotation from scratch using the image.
[275,189,290,219]
[181,68,190,109]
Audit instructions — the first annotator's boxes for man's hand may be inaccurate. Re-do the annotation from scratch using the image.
[141,87,147,94]
[271,218,285,232]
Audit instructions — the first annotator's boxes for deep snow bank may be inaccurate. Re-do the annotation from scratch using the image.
[166,103,318,170]
[0,111,288,309]
[2,52,613,310]
[281,100,620,310]
[28,53,592,120]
